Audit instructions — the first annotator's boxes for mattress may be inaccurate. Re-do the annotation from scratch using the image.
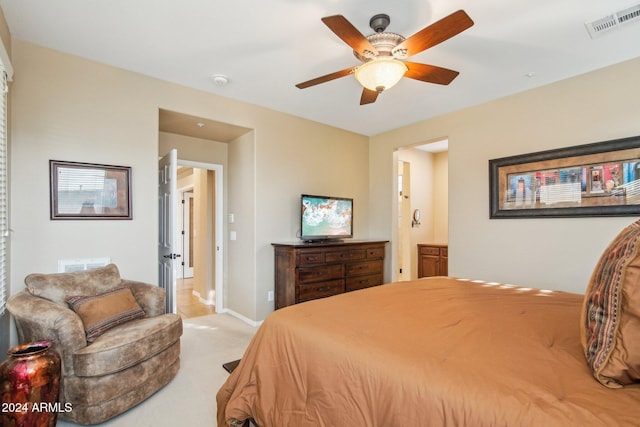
[217,277,640,426]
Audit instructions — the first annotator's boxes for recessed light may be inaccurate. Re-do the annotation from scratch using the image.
[196,122,205,128]
[525,72,536,78]
[212,75,229,86]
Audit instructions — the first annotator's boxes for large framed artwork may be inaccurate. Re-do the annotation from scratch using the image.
[489,135,640,218]
[50,160,132,220]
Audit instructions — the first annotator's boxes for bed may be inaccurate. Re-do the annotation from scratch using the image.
[217,275,640,426]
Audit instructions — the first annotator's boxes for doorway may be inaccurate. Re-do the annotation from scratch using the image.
[175,187,215,318]
[394,139,449,282]
[175,162,223,318]
[158,108,252,318]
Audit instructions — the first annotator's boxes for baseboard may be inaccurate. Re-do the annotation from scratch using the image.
[191,289,215,306]
[221,308,264,328]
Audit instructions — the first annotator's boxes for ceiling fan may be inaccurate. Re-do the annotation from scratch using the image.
[296,10,474,105]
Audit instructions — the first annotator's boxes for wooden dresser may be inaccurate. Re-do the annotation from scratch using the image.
[417,244,448,278]
[273,240,388,309]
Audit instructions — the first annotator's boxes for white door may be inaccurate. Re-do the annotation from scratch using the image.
[158,149,178,314]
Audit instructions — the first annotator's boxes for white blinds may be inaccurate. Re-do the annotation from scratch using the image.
[0,68,8,315]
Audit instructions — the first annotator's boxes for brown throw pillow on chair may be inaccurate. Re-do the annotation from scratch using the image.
[66,286,147,342]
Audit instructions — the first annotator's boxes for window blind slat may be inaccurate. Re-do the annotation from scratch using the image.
[0,67,8,315]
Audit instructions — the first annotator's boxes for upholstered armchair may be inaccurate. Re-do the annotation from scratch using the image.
[7,264,183,425]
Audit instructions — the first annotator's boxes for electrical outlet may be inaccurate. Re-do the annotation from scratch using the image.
[267,291,274,302]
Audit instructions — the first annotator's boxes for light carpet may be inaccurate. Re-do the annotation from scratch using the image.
[56,313,258,427]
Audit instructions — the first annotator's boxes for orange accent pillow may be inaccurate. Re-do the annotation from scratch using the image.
[66,287,146,342]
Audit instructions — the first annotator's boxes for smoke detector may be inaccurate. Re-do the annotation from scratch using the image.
[585,2,640,38]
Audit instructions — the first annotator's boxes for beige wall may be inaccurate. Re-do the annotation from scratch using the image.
[252,111,369,321]
[371,56,640,294]
[159,131,228,166]
[9,40,370,330]
[191,169,213,299]
[227,131,256,320]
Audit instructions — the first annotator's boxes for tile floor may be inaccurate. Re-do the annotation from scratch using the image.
[177,277,215,318]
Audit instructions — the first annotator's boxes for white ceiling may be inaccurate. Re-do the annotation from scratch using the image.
[2,0,640,136]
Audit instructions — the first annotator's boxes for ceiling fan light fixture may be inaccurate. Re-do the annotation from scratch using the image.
[355,58,408,92]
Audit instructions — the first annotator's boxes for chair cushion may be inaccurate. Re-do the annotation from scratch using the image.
[66,287,147,342]
[64,341,181,404]
[62,350,181,425]
[581,219,640,388]
[73,313,183,377]
[25,264,122,306]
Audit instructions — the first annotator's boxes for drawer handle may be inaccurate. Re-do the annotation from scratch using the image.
[316,271,328,277]
[307,256,318,261]
[317,286,332,292]
[360,279,370,285]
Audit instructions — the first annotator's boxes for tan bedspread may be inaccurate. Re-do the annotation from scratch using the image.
[217,277,640,426]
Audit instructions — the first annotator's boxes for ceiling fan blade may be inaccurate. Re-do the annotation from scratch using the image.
[394,10,473,58]
[360,88,379,105]
[321,15,378,57]
[403,62,460,85]
[296,67,354,89]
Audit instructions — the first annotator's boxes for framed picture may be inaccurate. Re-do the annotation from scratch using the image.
[489,135,640,218]
[50,160,132,220]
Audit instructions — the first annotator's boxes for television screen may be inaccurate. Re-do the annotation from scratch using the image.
[301,194,353,241]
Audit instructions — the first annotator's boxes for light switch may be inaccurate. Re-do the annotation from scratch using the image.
[230,231,237,241]
[228,213,235,223]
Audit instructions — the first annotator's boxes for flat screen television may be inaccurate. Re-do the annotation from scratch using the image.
[300,194,353,242]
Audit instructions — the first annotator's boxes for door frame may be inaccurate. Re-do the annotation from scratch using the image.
[177,159,224,313]
[396,159,412,281]
[178,189,194,279]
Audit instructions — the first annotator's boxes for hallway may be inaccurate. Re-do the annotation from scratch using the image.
[177,278,215,318]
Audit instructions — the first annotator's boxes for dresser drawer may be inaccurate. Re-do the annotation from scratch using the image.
[298,279,345,302]
[419,246,441,256]
[366,247,384,259]
[346,259,383,277]
[346,274,383,292]
[297,264,344,284]
[298,252,325,265]
[325,249,366,263]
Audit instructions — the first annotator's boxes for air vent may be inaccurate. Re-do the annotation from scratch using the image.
[58,257,111,273]
[585,3,640,38]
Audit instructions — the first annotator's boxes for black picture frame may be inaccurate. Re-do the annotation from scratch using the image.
[50,160,132,220]
[489,135,640,218]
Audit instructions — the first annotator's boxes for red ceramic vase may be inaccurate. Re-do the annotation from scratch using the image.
[0,340,61,427]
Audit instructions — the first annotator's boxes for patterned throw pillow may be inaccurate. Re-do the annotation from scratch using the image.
[581,219,640,388]
[66,286,147,342]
